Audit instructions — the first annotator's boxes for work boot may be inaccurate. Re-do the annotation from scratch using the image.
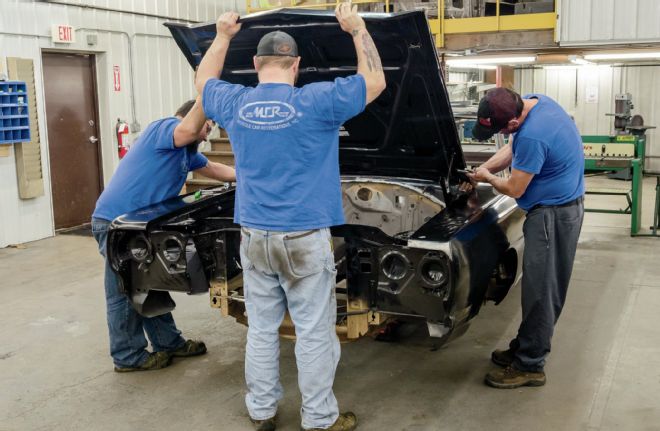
[484,366,546,389]
[302,412,358,431]
[114,351,172,373]
[491,338,519,367]
[491,347,516,367]
[169,339,207,357]
[251,416,277,431]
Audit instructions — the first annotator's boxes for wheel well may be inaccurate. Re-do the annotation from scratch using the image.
[487,248,518,304]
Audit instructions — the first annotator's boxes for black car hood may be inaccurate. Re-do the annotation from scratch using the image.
[165,9,464,182]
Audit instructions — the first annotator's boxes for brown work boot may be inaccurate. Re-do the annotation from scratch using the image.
[302,412,358,431]
[169,339,207,357]
[484,366,546,389]
[491,347,515,367]
[114,351,172,373]
[251,415,277,431]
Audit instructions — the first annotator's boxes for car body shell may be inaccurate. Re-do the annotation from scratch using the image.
[107,9,525,343]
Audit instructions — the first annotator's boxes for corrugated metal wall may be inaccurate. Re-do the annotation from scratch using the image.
[559,0,660,45]
[515,65,660,172]
[0,0,240,247]
[447,70,477,101]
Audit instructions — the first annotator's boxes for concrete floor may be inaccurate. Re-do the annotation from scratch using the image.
[1,176,660,431]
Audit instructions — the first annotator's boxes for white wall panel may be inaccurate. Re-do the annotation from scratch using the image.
[560,0,660,45]
[0,34,54,249]
[612,0,636,41]
[0,0,235,247]
[515,65,660,172]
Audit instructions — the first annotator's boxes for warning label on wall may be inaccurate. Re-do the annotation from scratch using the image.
[113,66,121,92]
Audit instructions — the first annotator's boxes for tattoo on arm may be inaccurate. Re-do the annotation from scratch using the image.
[360,33,383,73]
[351,29,360,37]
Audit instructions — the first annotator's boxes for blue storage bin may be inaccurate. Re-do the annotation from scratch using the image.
[0,81,31,144]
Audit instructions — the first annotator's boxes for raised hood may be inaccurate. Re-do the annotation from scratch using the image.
[165,9,465,182]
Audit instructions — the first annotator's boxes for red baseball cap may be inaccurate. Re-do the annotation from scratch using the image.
[471,88,523,140]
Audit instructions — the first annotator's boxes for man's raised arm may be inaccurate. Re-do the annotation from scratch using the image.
[173,97,206,147]
[195,12,242,95]
[335,2,386,104]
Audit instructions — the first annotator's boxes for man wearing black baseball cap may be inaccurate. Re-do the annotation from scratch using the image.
[256,30,299,57]
[193,5,385,431]
[468,88,585,389]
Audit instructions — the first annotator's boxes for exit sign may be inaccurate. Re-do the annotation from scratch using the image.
[51,25,76,44]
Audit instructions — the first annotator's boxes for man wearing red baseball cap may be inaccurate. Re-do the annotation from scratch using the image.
[469,87,585,389]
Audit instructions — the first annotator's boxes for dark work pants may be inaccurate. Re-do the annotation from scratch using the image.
[92,218,185,368]
[512,199,584,372]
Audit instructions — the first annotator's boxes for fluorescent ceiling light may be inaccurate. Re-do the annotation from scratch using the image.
[584,52,660,61]
[446,56,536,66]
[448,64,497,70]
[568,55,592,65]
[543,65,578,70]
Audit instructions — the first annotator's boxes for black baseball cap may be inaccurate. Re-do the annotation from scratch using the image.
[256,31,299,57]
[471,88,524,141]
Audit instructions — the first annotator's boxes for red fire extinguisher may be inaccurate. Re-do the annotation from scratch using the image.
[116,118,130,159]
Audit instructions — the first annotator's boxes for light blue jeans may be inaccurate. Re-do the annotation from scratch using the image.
[240,227,340,429]
[92,218,185,368]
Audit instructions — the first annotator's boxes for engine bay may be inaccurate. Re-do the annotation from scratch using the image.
[341,179,446,240]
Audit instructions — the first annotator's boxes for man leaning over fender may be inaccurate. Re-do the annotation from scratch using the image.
[92,98,235,372]
[468,88,585,389]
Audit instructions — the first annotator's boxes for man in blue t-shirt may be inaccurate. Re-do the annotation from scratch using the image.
[92,98,236,372]
[194,5,385,431]
[468,88,585,389]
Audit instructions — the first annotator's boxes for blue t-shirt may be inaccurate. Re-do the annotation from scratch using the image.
[511,94,585,211]
[202,75,366,231]
[93,117,208,221]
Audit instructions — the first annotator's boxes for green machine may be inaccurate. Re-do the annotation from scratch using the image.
[583,93,657,236]
[583,134,645,235]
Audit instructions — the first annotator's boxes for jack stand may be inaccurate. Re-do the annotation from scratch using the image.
[648,176,660,236]
[634,176,660,237]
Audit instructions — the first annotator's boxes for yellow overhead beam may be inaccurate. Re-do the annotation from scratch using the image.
[444,16,499,34]
[433,0,556,48]
[441,13,555,34]
[499,12,556,31]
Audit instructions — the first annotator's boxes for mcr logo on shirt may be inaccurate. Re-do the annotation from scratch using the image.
[238,101,300,130]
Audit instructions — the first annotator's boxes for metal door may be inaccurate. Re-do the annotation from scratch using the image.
[43,52,102,229]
